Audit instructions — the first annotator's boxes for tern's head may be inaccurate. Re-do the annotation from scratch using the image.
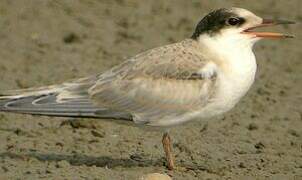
[192,8,294,47]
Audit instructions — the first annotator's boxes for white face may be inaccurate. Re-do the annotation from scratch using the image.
[215,8,263,45]
[208,8,294,45]
[195,7,294,49]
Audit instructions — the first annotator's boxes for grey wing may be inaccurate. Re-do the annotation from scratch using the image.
[0,40,217,126]
[89,40,217,126]
[0,76,131,120]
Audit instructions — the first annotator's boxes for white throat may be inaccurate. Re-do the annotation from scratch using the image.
[196,33,259,115]
[197,33,258,74]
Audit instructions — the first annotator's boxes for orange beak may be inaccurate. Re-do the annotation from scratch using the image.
[242,19,295,39]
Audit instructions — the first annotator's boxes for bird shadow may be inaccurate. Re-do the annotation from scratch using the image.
[0,151,165,169]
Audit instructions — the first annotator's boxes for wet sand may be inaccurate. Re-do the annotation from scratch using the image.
[0,1,301,179]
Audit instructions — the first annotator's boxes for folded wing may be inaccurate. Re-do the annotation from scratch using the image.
[89,40,217,126]
[0,76,131,120]
[0,40,217,127]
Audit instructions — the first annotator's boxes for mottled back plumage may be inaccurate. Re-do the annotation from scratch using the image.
[0,39,216,126]
[89,39,216,125]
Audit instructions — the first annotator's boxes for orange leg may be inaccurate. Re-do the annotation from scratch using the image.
[162,132,175,170]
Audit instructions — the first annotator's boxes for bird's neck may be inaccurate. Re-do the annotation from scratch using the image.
[198,33,256,54]
[196,34,257,68]
[195,34,258,86]
[196,34,258,108]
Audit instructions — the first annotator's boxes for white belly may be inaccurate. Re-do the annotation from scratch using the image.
[198,49,257,118]
[148,36,258,127]
[149,52,257,127]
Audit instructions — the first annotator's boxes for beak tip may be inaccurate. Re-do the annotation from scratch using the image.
[263,19,296,25]
[284,35,295,38]
[276,20,296,25]
[286,21,296,25]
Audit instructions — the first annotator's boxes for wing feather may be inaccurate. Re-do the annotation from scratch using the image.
[0,39,217,127]
[89,39,217,126]
[0,76,131,120]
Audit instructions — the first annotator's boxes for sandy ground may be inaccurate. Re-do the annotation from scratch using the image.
[0,0,301,179]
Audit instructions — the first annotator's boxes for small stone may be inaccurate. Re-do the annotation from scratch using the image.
[141,173,172,180]
[250,114,258,119]
[88,139,99,143]
[238,162,246,168]
[279,90,286,96]
[91,130,105,138]
[257,88,270,95]
[288,129,300,137]
[45,169,51,174]
[200,123,208,132]
[247,123,258,131]
[56,160,70,168]
[130,154,147,162]
[14,128,24,136]
[61,120,96,129]
[63,33,79,44]
[255,142,265,149]
[2,166,8,172]
[55,142,64,147]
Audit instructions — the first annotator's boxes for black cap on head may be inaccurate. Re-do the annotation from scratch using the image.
[191,8,246,39]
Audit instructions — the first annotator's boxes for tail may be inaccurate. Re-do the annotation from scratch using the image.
[0,77,131,120]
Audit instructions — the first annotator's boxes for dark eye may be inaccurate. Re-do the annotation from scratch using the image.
[227,17,240,26]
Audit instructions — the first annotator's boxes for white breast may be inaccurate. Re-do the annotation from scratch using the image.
[215,48,257,110]
[196,34,258,118]
[147,35,259,127]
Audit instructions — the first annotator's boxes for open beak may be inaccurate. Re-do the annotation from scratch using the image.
[242,19,295,39]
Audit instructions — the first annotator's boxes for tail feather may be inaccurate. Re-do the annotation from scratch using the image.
[0,82,132,120]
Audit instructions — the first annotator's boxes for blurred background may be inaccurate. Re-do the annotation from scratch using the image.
[0,0,300,179]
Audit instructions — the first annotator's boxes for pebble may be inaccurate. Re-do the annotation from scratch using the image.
[63,33,79,44]
[254,142,265,149]
[61,120,96,129]
[288,129,300,137]
[56,160,70,168]
[247,123,258,131]
[91,130,105,138]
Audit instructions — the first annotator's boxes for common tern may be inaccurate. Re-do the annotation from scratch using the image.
[0,7,294,170]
